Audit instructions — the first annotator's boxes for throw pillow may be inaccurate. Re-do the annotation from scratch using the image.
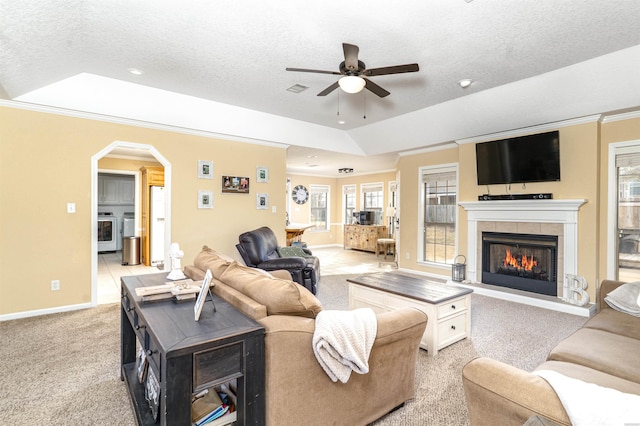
[604,281,640,317]
[193,246,233,279]
[277,246,308,258]
[220,262,322,318]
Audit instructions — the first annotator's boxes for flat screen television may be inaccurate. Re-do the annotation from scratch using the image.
[357,211,375,225]
[476,130,560,186]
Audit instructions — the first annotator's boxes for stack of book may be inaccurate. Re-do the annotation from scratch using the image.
[191,383,237,426]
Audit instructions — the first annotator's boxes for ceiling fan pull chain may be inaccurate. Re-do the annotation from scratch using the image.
[363,91,367,119]
[337,90,340,116]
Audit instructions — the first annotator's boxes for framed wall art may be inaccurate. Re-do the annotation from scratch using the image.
[198,160,213,179]
[256,193,269,210]
[256,166,269,183]
[198,190,213,209]
[222,176,250,193]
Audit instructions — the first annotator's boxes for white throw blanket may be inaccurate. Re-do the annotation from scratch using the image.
[312,308,377,383]
[535,370,640,425]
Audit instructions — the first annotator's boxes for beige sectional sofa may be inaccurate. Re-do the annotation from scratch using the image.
[184,246,428,426]
[462,279,640,425]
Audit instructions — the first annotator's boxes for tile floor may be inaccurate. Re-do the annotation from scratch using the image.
[97,246,396,305]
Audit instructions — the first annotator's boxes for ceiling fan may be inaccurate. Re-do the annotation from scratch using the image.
[286,43,419,98]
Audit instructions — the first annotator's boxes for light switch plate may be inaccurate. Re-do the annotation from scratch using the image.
[67,203,76,213]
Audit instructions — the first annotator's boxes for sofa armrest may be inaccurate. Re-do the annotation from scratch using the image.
[462,357,570,426]
[597,280,626,312]
[258,308,427,425]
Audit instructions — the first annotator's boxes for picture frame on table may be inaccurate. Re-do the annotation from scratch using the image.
[221,176,250,193]
[256,166,269,183]
[256,193,269,210]
[198,190,213,209]
[198,160,214,179]
[194,269,213,321]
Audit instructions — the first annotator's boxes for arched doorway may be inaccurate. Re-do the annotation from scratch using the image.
[91,141,172,305]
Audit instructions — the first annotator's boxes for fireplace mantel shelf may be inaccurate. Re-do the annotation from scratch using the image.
[459,199,587,212]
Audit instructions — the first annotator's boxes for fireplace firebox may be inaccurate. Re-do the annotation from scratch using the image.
[481,232,558,296]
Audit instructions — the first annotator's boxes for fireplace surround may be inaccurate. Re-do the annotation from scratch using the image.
[460,199,587,305]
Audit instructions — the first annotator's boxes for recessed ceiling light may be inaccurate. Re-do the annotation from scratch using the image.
[128,68,144,76]
[459,79,473,88]
[287,84,308,93]
[338,120,346,124]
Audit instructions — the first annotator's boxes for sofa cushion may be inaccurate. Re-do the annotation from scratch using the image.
[583,308,640,340]
[547,328,640,383]
[604,281,640,317]
[220,262,322,318]
[193,246,233,279]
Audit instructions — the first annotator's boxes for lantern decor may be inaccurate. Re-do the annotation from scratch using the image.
[452,255,466,282]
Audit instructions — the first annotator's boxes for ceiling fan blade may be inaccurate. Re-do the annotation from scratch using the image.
[286,67,341,75]
[363,63,419,76]
[317,81,340,96]
[342,43,360,72]
[364,78,390,98]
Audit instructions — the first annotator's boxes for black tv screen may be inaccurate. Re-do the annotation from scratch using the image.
[476,131,560,185]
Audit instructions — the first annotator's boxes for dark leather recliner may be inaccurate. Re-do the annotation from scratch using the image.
[236,226,320,294]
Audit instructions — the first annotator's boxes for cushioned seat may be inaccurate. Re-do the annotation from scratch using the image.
[236,226,320,294]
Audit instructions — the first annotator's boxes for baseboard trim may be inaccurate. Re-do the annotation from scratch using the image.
[0,302,94,322]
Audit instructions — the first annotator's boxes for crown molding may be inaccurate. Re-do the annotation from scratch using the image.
[398,142,458,157]
[456,114,602,145]
[600,109,640,123]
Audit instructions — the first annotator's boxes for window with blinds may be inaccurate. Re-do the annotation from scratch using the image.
[421,165,458,265]
[310,185,330,231]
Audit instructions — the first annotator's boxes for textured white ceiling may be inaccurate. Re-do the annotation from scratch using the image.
[1,0,639,176]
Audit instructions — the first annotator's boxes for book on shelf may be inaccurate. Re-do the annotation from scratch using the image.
[192,389,223,425]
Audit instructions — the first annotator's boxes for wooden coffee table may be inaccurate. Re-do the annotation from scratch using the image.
[347,272,473,356]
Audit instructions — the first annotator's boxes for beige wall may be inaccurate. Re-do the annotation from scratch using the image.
[0,106,286,316]
[2,102,639,317]
[397,122,603,300]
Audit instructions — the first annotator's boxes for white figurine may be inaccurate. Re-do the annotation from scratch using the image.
[167,242,187,280]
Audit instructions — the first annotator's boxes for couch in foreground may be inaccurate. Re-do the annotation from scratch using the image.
[462,280,640,425]
[185,246,428,426]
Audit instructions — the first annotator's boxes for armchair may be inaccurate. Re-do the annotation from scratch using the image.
[236,226,320,294]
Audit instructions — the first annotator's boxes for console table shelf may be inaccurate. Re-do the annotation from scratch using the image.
[120,273,265,425]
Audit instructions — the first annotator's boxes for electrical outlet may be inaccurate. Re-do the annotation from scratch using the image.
[67,203,76,213]
[51,280,60,291]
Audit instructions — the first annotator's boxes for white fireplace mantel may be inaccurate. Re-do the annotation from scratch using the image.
[459,199,587,284]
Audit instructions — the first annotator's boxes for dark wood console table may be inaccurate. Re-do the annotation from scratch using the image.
[121,273,265,425]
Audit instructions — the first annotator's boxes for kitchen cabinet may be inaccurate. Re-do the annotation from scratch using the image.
[99,175,135,205]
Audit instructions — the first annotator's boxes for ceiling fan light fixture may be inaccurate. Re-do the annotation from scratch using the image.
[338,76,366,94]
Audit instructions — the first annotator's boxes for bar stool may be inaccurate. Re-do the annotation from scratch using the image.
[376,238,396,261]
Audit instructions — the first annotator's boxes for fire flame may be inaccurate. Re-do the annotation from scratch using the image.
[503,249,537,271]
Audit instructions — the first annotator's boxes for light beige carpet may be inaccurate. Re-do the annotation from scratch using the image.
[0,274,587,425]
